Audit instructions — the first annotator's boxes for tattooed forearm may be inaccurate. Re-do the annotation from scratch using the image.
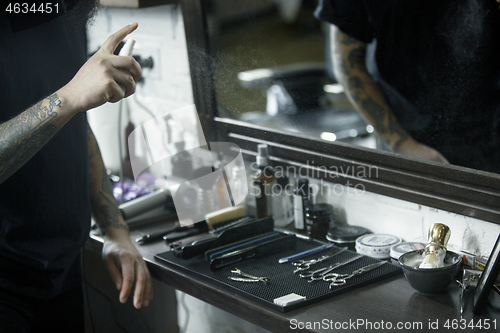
[330,25,410,150]
[347,46,366,71]
[87,124,128,234]
[0,93,61,184]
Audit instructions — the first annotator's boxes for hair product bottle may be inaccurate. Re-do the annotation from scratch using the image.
[252,144,276,218]
[293,178,310,232]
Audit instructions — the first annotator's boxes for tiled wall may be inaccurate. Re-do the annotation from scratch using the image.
[87,5,193,174]
[310,178,500,258]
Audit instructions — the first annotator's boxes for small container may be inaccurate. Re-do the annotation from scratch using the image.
[390,242,426,265]
[355,234,402,259]
[305,203,334,241]
[326,226,368,250]
[399,250,462,294]
[293,178,310,232]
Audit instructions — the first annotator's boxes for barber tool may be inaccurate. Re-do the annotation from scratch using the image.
[207,232,282,261]
[205,205,245,226]
[172,217,274,259]
[135,222,181,244]
[136,215,248,244]
[162,220,211,243]
[419,223,451,268]
[456,269,482,316]
[228,268,269,284]
[325,261,386,288]
[210,233,297,271]
[279,243,334,263]
[299,254,363,282]
[209,216,255,235]
[164,216,255,243]
[292,247,348,273]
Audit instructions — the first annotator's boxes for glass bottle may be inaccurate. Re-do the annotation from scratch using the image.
[252,144,276,218]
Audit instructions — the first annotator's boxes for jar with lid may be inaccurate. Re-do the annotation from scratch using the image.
[305,203,334,241]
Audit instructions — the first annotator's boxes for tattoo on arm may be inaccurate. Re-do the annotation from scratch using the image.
[331,26,410,149]
[87,124,128,234]
[0,93,61,184]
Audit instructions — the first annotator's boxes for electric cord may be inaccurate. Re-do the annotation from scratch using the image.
[133,83,156,119]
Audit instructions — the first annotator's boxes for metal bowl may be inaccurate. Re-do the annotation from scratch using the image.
[398,250,462,294]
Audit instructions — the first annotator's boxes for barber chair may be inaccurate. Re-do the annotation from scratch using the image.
[233,20,374,144]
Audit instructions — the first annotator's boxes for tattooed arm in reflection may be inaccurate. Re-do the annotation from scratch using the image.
[330,25,449,163]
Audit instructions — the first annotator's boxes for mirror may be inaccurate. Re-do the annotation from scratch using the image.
[205,0,500,175]
[208,1,375,145]
[181,0,500,225]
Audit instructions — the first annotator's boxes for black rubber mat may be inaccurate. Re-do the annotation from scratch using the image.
[155,237,402,312]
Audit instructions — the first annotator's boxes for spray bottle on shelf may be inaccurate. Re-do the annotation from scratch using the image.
[273,176,294,227]
[231,158,248,205]
[293,178,311,232]
[252,144,276,218]
[171,130,193,180]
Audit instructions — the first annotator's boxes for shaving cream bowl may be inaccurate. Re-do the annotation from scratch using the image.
[398,249,462,294]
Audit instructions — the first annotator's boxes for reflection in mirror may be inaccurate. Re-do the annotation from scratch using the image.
[208,0,377,149]
[208,0,500,175]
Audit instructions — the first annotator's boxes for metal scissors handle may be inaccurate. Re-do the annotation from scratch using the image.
[299,265,335,279]
[303,255,363,281]
[328,261,386,288]
[292,247,347,273]
[229,268,269,284]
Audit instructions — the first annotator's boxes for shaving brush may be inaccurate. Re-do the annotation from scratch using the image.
[419,223,451,269]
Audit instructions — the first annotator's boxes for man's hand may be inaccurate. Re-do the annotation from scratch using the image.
[394,138,449,164]
[102,235,153,309]
[59,23,142,113]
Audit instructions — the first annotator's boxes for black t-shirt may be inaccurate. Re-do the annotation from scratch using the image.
[0,12,91,297]
[316,0,500,173]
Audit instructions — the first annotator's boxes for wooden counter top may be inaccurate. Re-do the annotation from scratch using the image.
[86,220,500,333]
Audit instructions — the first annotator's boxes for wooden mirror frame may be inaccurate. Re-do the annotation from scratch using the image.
[180,0,500,225]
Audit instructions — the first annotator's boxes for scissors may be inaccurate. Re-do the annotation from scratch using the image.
[299,254,363,281]
[292,247,347,273]
[325,261,386,289]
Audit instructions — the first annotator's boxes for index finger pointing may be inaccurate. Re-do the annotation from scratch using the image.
[101,23,139,55]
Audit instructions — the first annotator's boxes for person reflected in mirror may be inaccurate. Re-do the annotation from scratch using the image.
[0,2,152,332]
[316,0,500,173]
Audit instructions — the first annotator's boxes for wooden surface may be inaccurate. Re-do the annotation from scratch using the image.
[87,220,500,333]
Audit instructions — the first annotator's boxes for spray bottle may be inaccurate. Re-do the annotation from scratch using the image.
[251,144,276,218]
